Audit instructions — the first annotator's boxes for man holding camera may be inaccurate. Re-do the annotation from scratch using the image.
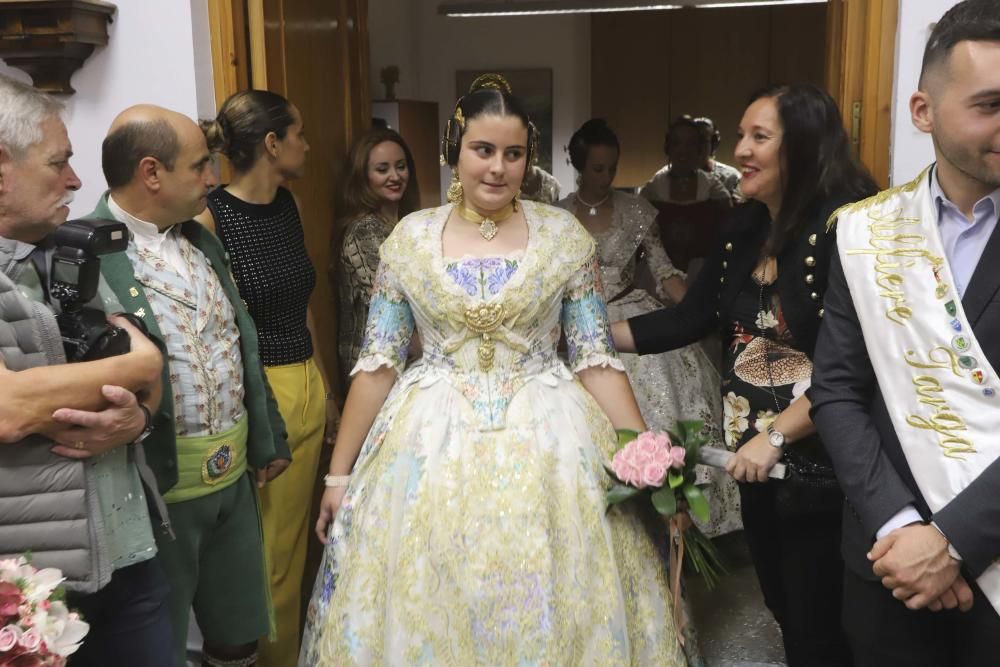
[92,103,290,667]
[0,75,174,665]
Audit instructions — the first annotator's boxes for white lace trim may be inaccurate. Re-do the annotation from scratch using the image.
[572,353,626,374]
[350,353,402,377]
[653,264,685,284]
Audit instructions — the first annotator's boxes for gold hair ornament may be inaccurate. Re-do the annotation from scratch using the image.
[469,73,513,94]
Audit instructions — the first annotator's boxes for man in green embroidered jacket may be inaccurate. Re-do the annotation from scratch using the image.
[92,104,291,667]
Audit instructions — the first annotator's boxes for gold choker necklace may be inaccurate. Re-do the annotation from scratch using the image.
[455,200,516,241]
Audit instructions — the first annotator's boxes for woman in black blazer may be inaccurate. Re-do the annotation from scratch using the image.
[613,83,877,667]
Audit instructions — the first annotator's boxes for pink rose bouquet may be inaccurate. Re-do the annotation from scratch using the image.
[0,556,89,667]
[606,420,726,590]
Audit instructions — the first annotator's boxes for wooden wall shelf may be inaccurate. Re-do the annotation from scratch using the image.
[0,0,116,94]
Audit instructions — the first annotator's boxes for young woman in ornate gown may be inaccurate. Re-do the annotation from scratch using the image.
[299,76,687,666]
[558,119,740,541]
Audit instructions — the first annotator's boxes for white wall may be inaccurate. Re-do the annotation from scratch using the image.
[890,0,958,185]
[0,0,215,218]
[368,1,591,199]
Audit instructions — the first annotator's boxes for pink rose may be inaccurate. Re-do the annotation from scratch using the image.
[612,448,647,488]
[611,450,633,484]
[632,448,653,466]
[625,463,644,488]
[635,432,660,456]
[651,444,672,467]
[668,446,686,470]
[641,462,668,488]
[618,444,640,468]
[0,583,21,621]
[17,629,40,653]
[0,625,22,652]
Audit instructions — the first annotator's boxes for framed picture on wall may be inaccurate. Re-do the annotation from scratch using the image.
[456,68,553,174]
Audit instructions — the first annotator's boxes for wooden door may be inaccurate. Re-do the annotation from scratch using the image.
[591,4,827,190]
[210,0,370,389]
[826,0,898,188]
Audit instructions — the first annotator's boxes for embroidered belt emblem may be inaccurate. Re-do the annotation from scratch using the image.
[464,302,505,372]
[202,443,234,484]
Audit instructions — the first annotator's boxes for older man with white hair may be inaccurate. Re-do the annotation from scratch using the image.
[0,73,173,666]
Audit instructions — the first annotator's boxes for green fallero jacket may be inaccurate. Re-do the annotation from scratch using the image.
[91,192,290,495]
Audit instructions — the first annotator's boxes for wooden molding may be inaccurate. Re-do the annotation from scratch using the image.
[0,0,116,94]
[826,0,898,189]
[247,0,268,90]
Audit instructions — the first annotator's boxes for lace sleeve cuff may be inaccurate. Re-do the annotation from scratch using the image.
[350,353,403,377]
[572,353,626,374]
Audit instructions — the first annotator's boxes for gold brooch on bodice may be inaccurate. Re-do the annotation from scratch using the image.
[455,200,516,241]
[463,302,505,371]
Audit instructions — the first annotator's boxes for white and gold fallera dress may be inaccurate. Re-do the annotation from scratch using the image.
[299,201,686,666]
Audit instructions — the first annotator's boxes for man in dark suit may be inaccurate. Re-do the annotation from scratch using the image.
[810,2,1000,665]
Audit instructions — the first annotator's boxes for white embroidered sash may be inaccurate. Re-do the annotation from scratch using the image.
[836,166,1000,612]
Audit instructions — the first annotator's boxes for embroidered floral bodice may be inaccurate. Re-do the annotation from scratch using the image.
[354,201,623,431]
[558,191,684,300]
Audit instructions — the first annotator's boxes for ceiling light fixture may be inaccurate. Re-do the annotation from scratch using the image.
[439,2,683,17]
[696,0,826,8]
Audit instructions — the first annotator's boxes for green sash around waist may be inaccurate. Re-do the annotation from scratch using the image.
[163,415,249,504]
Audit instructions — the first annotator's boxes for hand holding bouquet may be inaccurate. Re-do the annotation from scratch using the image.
[0,556,89,666]
[607,421,726,589]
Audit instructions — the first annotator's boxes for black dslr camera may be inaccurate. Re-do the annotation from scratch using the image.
[42,218,137,362]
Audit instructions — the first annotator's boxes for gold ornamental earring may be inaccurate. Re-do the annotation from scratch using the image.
[447,170,464,205]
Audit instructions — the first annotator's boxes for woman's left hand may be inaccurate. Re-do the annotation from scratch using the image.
[324,398,340,446]
[726,431,783,483]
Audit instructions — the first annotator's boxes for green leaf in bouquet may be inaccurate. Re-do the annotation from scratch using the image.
[668,469,684,489]
[651,487,677,517]
[682,525,729,590]
[666,429,681,446]
[607,484,641,508]
[616,428,639,449]
[683,484,711,523]
[677,420,704,443]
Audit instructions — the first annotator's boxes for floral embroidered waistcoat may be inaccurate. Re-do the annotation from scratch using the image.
[127,235,246,437]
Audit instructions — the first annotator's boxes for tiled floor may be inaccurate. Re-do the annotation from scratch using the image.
[688,531,787,667]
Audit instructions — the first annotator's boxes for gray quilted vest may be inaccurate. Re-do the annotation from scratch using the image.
[0,238,110,593]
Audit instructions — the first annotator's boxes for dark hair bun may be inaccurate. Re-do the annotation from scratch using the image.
[200,118,228,154]
[568,118,619,172]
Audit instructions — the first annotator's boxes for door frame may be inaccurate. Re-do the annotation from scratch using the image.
[826,0,899,188]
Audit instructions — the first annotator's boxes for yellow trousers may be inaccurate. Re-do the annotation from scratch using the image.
[257,357,326,667]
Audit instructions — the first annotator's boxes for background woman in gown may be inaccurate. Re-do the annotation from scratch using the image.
[334,127,419,389]
[640,115,733,207]
[613,83,877,667]
[557,118,739,540]
[198,90,336,667]
[301,75,687,666]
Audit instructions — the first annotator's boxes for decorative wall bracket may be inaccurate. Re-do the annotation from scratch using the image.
[0,0,116,94]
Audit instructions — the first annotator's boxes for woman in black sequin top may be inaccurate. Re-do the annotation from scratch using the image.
[333,128,419,388]
[197,89,335,667]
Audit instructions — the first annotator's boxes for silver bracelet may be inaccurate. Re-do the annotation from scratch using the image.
[324,474,351,488]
